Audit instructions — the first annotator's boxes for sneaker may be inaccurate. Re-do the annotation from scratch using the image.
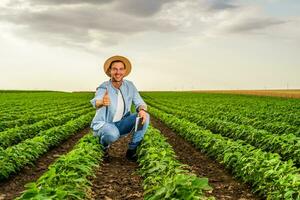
[126,148,137,162]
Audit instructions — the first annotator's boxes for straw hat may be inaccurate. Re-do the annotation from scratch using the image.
[103,55,132,77]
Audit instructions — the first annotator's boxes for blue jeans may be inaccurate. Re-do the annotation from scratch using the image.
[96,112,150,150]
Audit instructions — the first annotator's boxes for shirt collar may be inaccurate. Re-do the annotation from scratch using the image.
[109,79,124,91]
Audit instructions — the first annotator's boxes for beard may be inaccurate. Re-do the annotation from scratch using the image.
[111,76,123,82]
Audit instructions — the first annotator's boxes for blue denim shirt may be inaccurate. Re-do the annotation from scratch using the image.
[90,79,147,133]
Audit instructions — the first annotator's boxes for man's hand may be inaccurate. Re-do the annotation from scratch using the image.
[102,89,110,106]
[95,89,110,108]
[138,109,147,125]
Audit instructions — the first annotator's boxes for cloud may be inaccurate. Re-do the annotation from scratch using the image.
[115,0,172,17]
[0,0,295,52]
[0,4,178,50]
[15,0,177,17]
[8,0,113,6]
[8,0,173,17]
[263,16,300,43]
[206,0,238,11]
[176,4,287,37]
[213,6,287,34]
[227,17,285,32]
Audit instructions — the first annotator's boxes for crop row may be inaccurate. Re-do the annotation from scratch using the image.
[15,125,214,200]
[0,92,94,119]
[0,111,94,180]
[142,92,300,127]
[147,101,300,167]
[0,104,91,132]
[0,98,60,114]
[152,97,299,136]
[138,126,214,200]
[0,101,88,122]
[148,106,300,199]
[0,108,92,149]
[17,133,103,200]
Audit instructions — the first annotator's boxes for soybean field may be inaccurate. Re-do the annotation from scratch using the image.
[142,92,300,200]
[0,91,299,200]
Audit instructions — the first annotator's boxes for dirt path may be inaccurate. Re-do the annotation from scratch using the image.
[0,127,90,200]
[151,117,263,200]
[90,134,144,200]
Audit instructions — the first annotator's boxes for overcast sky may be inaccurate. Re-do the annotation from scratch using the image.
[0,0,299,91]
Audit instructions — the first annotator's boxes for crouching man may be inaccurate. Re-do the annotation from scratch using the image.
[90,55,150,161]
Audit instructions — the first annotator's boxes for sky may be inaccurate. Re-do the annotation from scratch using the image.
[0,0,299,92]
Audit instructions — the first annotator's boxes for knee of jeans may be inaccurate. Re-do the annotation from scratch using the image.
[103,128,120,143]
[110,130,120,142]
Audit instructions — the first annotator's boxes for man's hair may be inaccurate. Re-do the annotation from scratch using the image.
[109,60,126,69]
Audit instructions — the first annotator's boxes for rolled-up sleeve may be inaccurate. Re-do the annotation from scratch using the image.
[90,83,107,109]
[131,83,147,112]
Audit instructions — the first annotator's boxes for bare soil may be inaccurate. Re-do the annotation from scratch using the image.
[90,134,144,200]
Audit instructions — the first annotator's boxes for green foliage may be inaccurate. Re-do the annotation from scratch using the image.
[148,106,300,200]
[138,126,214,200]
[0,108,92,148]
[0,112,94,180]
[17,134,103,200]
[0,92,93,132]
[148,100,300,166]
[141,92,300,133]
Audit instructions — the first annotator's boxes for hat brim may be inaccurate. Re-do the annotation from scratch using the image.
[103,55,132,77]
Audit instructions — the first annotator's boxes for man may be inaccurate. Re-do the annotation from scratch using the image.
[90,55,150,161]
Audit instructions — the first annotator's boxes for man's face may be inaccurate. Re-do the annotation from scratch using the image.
[110,61,126,82]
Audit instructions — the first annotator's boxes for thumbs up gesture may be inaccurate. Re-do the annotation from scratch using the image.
[102,89,110,106]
